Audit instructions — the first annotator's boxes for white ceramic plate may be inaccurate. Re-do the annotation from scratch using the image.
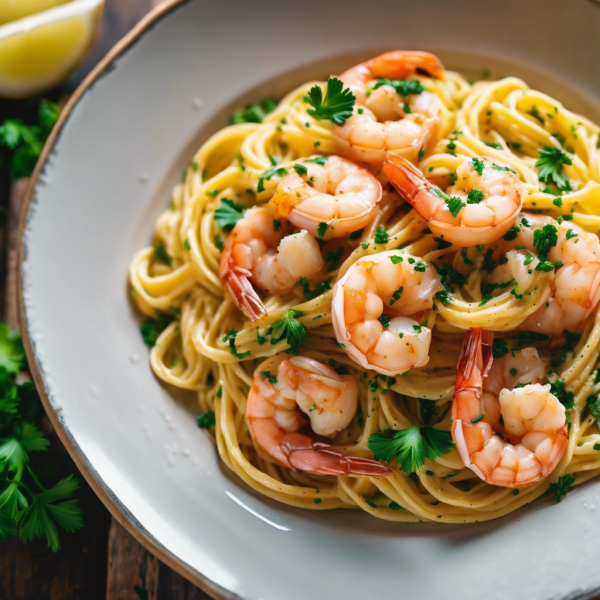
[19,1,600,599]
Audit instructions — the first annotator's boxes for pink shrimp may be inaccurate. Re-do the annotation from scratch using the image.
[246,355,392,476]
[333,50,445,165]
[453,328,567,487]
[219,207,324,320]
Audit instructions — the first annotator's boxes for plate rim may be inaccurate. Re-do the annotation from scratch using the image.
[16,0,238,598]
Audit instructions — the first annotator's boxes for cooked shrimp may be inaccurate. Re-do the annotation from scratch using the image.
[333,51,445,165]
[332,250,441,376]
[246,355,393,476]
[268,156,382,240]
[220,207,324,320]
[504,214,600,336]
[384,154,524,247]
[453,328,567,487]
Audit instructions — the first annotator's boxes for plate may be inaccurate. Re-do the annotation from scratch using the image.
[18,1,600,599]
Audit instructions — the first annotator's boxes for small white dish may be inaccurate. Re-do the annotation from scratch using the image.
[18,1,600,598]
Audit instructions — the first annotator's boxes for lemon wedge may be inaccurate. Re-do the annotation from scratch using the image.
[0,0,104,98]
[0,0,75,25]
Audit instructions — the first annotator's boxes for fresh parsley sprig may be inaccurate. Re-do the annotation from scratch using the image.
[368,426,454,473]
[0,99,60,178]
[270,309,307,352]
[306,78,355,125]
[214,198,245,229]
[536,147,572,192]
[0,324,84,551]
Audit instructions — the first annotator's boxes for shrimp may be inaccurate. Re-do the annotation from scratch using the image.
[246,355,393,476]
[332,250,441,376]
[333,51,445,165]
[453,328,567,487]
[220,207,324,320]
[384,154,524,247]
[505,214,600,336]
[268,156,382,240]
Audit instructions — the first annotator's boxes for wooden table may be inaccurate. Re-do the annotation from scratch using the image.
[0,2,212,598]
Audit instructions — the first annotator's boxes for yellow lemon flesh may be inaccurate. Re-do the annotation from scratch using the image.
[0,0,104,98]
[0,0,75,25]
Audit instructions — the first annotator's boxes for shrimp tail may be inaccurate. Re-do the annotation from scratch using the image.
[282,433,392,477]
[383,153,437,220]
[223,270,266,321]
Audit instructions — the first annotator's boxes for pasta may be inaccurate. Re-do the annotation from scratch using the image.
[129,53,600,523]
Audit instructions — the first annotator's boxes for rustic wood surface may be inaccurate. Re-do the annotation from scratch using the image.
[0,1,213,598]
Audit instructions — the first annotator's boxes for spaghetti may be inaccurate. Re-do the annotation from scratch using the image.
[129,53,600,523]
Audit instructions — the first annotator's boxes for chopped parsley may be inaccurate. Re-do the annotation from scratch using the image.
[197,412,216,429]
[298,278,332,300]
[270,309,307,352]
[317,222,329,240]
[378,315,391,328]
[374,228,389,244]
[536,147,572,192]
[257,165,288,193]
[433,237,452,250]
[549,330,581,369]
[549,378,574,410]
[447,196,465,218]
[229,98,276,124]
[367,426,454,473]
[374,78,425,97]
[141,314,171,347]
[260,371,278,385]
[435,290,451,304]
[532,224,558,261]
[492,164,518,174]
[390,286,404,305]
[154,244,172,265]
[470,158,485,176]
[433,262,466,291]
[545,473,575,503]
[467,189,484,204]
[325,247,344,272]
[389,255,403,265]
[566,229,578,241]
[306,77,355,125]
[214,198,245,229]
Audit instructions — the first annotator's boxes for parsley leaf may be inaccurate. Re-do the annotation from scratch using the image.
[0,323,25,375]
[549,379,574,409]
[367,426,454,473]
[18,475,83,552]
[229,98,276,124]
[197,412,216,429]
[373,78,424,97]
[532,224,558,261]
[470,158,485,176]
[549,330,580,369]
[306,78,355,125]
[447,196,464,218]
[298,278,331,300]
[433,237,452,250]
[536,147,572,192]
[374,228,389,244]
[0,99,60,178]
[257,166,288,194]
[140,314,171,347]
[545,473,575,503]
[214,198,245,230]
[467,189,484,204]
[270,309,307,352]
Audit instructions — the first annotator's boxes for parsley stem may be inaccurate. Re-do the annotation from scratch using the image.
[26,464,46,492]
